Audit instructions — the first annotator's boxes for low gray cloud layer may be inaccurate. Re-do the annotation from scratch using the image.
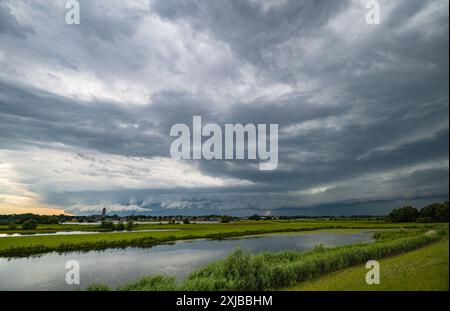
[0,0,448,215]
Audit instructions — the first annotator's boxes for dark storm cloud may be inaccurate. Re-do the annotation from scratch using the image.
[76,0,146,43]
[0,0,448,215]
[152,0,351,68]
[0,2,34,39]
[0,81,167,156]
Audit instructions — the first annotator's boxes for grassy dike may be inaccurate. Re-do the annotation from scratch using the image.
[87,228,448,291]
[0,220,430,257]
[290,237,449,291]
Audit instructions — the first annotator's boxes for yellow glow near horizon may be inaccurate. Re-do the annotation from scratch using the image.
[0,162,69,215]
[0,204,69,215]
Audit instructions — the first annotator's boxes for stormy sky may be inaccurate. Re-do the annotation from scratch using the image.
[0,0,448,216]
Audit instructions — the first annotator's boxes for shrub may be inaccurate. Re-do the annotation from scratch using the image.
[116,222,125,231]
[100,220,115,230]
[126,220,134,231]
[22,220,38,230]
[248,214,261,221]
[219,215,232,223]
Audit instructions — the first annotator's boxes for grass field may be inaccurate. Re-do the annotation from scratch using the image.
[290,237,449,291]
[0,223,104,234]
[0,220,435,257]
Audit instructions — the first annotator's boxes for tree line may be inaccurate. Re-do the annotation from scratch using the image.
[387,201,449,223]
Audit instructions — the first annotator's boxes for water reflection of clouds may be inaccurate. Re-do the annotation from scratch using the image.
[0,232,374,290]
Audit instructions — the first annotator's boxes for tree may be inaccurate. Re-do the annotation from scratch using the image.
[183,218,190,224]
[116,222,125,231]
[126,220,134,231]
[219,215,233,223]
[435,201,449,222]
[419,202,449,222]
[248,214,261,221]
[387,206,419,223]
[8,222,17,230]
[22,219,38,230]
[100,220,114,230]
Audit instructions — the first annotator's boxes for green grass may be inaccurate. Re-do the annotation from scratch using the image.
[0,220,434,257]
[90,228,447,291]
[290,237,449,291]
[117,276,177,291]
[0,223,102,234]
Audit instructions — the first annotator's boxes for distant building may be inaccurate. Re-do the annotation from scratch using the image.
[102,208,106,217]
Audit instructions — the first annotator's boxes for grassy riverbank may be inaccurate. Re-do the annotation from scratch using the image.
[0,220,433,257]
[87,227,448,291]
[0,223,103,235]
[290,237,449,291]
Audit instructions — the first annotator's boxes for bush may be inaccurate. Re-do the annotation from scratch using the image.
[116,222,125,231]
[219,215,232,223]
[126,220,134,231]
[8,222,17,230]
[248,214,261,221]
[183,219,190,224]
[100,220,115,230]
[22,220,38,230]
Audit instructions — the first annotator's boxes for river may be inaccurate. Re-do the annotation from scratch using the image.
[0,231,374,290]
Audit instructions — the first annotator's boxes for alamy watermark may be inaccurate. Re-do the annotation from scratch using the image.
[366,0,380,25]
[65,0,80,25]
[365,260,380,285]
[65,1,380,26]
[65,259,80,285]
[170,116,278,171]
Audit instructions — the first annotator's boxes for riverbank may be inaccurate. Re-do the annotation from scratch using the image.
[1,231,374,290]
[289,237,449,291]
[0,220,433,257]
[86,227,448,291]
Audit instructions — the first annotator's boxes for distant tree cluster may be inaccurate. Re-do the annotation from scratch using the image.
[21,219,38,230]
[416,202,449,223]
[0,213,240,226]
[1,202,448,227]
[387,201,449,223]
[0,213,63,225]
[100,220,134,231]
[219,215,233,223]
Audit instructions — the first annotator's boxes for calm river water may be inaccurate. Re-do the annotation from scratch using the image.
[0,232,373,290]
